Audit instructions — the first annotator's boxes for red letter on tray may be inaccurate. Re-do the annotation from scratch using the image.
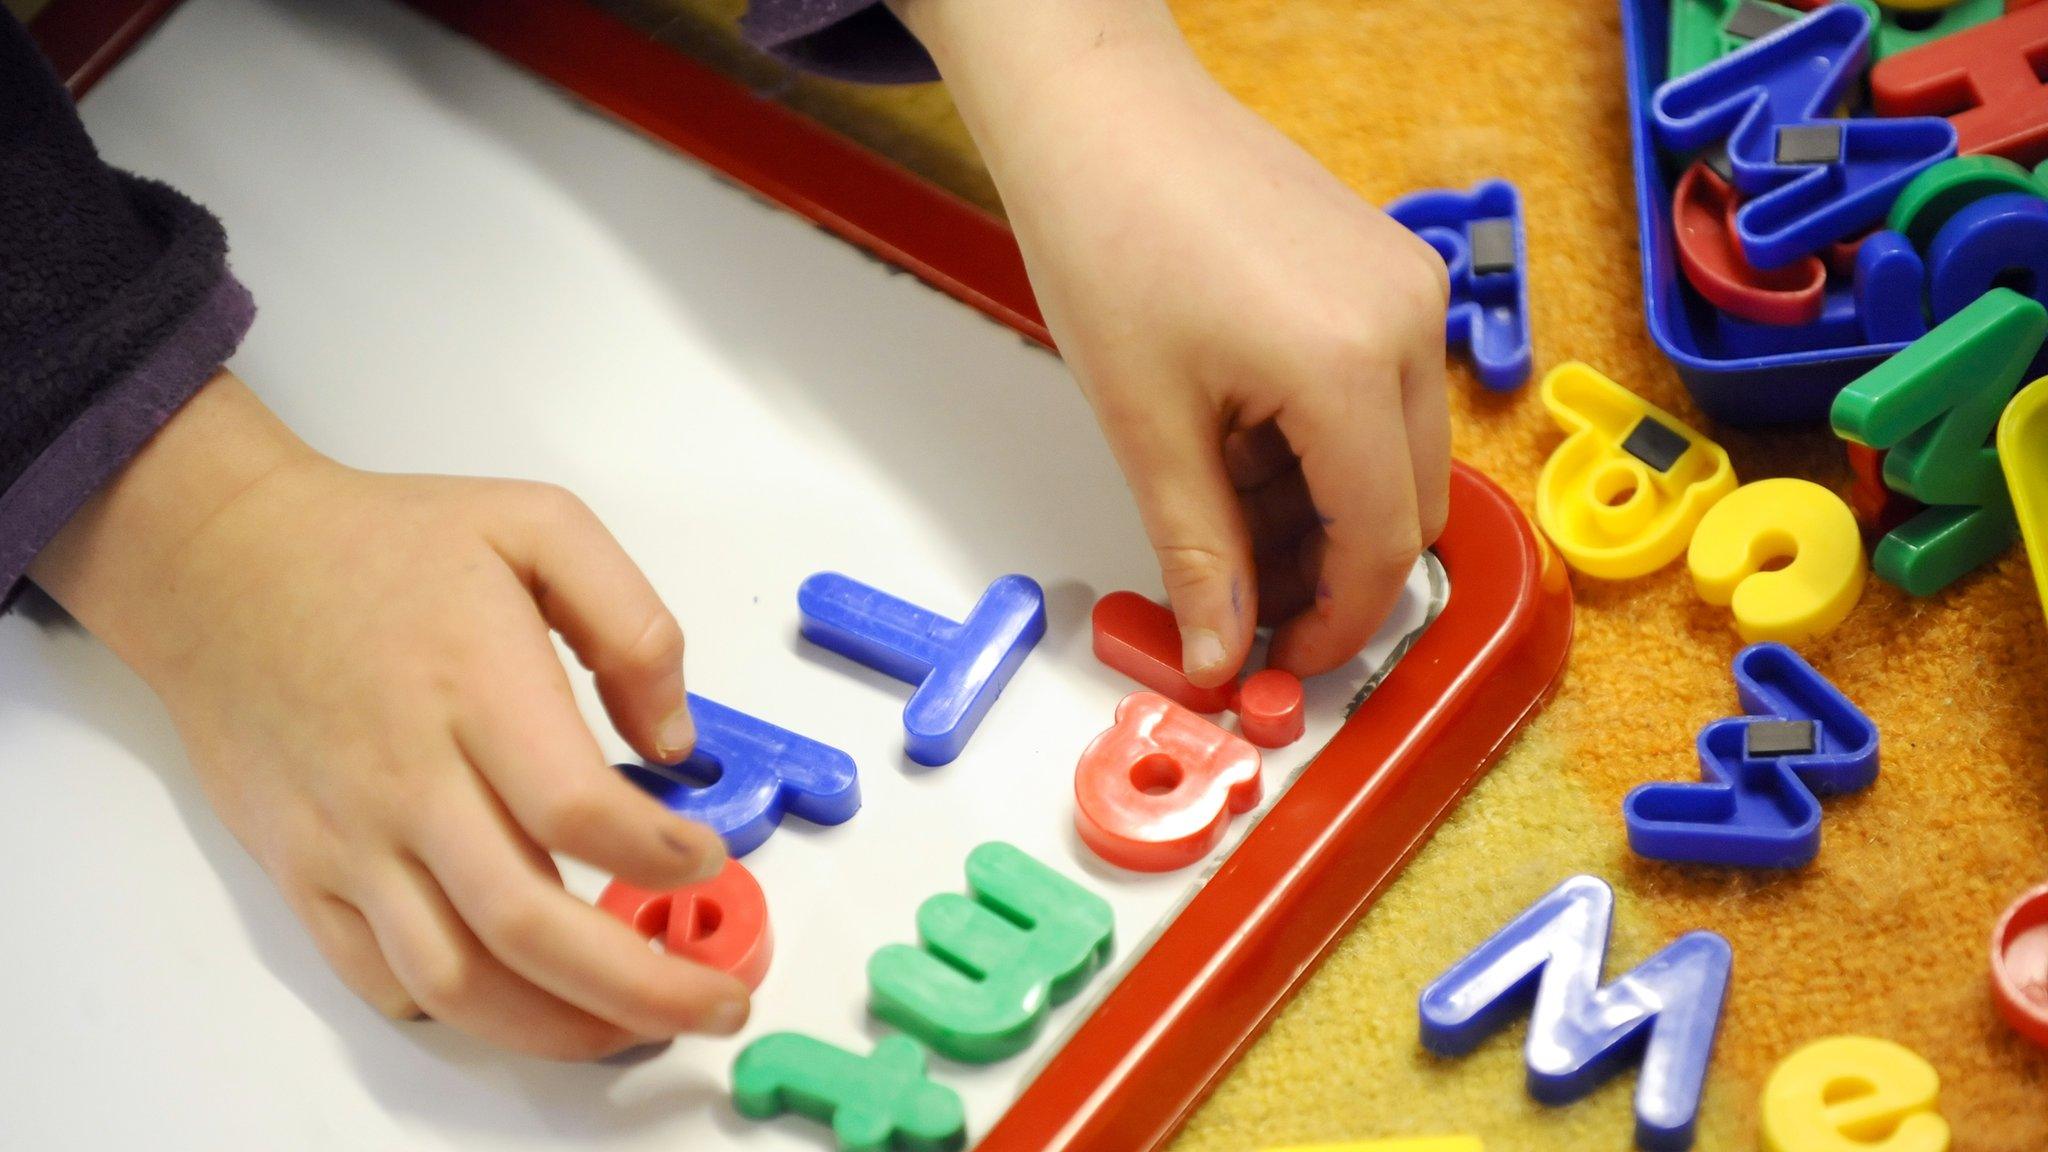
[1073,692,1262,873]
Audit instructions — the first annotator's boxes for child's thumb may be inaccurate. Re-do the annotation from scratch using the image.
[1121,426,1257,689]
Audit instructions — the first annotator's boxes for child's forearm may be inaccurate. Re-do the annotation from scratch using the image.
[885,0,1197,188]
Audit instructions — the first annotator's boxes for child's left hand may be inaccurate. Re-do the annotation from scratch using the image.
[894,0,1452,688]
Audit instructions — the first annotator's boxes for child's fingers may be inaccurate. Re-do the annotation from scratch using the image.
[1397,229,1454,546]
[488,482,694,765]
[287,885,419,1022]
[1254,545,1317,628]
[1402,349,1453,547]
[455,614,724,892]
[408,777,750,1039]
[1240,467,1318,556]
[1106,405,1258,688]
[1269,382,1423,676]
[358,855,640,1061]
[1224,420,1295,491]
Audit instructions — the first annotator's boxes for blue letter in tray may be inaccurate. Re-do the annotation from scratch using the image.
[1653,4,1954,269]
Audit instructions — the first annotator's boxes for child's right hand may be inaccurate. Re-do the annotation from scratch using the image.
[29,372,746,1059]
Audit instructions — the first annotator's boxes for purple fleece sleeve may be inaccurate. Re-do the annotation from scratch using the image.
[0,13,255,612]
[739,0,939,83]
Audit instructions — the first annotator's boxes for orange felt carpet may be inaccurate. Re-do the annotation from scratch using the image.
[608,0,2048,1148]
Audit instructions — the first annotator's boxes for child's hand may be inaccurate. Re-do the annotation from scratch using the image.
[30,374,745,1059]
[896,0,1452,686]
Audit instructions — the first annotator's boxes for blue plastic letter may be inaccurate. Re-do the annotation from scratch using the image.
[1653,5,1956,268]
[1853,231,1930,344]
[1418,875,1732,1152]
[1624,643,1879,868]
[1386,180,1534,391]
[1927,192,2048,322]
[1714,285,1865,357]
[799,573,1046,766]
[619,693,860,857]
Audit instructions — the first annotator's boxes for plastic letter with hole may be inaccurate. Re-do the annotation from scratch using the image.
[1536,363,1738,579]
[1887,155,2046,253]
[1687,477,1866,643]
[1073,691,1264,872]
[1761,1036,1949,1152]
[1418,875,1732,1152]
[1923,193,2048,321]
[596,859,773,989]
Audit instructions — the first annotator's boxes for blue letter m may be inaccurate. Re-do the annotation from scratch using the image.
[1418,875,1732,1151]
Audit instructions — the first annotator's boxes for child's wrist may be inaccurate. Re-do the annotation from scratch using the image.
[28,370,319,676]
[888,0,1206,178]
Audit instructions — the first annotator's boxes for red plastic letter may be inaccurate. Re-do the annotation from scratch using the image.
[1073,692,1263,872]
[596,859,774,990]
[1844,441,1922,537]
[1234,668,1306,748]
[1872,2,2048,166]
[1090,591,1233,713]
[1673,161,1825,325]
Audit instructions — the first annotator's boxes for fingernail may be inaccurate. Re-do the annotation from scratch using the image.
[706,997,748,1036]
[661,826,725,883]
[1181,627,1227,676]
[659,819,716,873]
[655,706,695,762]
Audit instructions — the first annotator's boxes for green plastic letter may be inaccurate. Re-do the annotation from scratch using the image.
[1832,288,2046,594]
[867,841,1115,1063]
[731,1032,965,1152]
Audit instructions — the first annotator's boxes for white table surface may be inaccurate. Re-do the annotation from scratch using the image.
[0,0,1439,1146]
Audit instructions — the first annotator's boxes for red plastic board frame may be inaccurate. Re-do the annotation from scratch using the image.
[29,1,1574,1147]
[25,0,181,96]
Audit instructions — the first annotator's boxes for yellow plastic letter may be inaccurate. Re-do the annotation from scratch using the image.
[1762,1036,1949,1152]
[1998,376,2048,627]
[1536,363,1737,579]
[1688,478,1866,643]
